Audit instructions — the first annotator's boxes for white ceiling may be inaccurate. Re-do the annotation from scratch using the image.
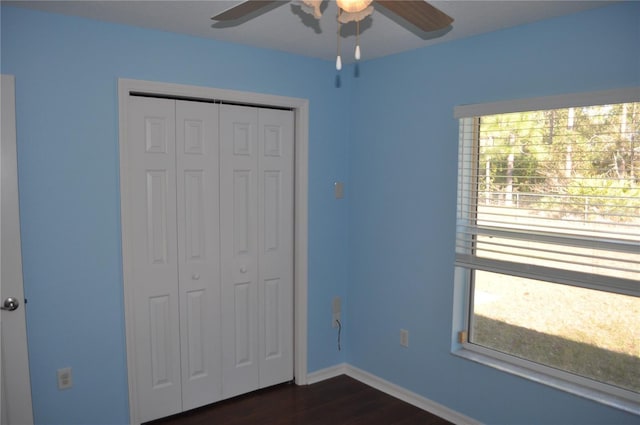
[5,1,615,63]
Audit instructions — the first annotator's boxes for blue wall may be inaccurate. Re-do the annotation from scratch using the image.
[2,2,639,424]
[1,6,349,424]
[347,2,639,425]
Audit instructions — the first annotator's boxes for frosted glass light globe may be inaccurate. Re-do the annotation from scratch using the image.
[336,0,373,13]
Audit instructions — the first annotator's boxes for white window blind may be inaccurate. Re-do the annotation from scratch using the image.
[455,96,640,297]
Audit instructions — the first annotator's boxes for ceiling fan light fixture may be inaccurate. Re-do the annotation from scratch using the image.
[299,0,323,19]
[336,0,373,13]
[337,6,373,24]
[212,0,454,73]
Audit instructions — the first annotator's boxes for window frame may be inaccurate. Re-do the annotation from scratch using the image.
[452,87,640,415]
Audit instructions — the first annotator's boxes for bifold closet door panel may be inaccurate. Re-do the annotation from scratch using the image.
[127,96,182,423]
[220,104,260,399]
[220,104,295,398]
[257,108,294,388]
[175,100,223,410]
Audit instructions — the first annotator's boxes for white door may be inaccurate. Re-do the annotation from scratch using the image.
[256,108,294,389]
[124,97,223,423]
[220,105,259,398]
[220,104,293,398]
[123,97,293,422]
[175,100,222,411]
[126,96,182,422]
[1,74,34,425]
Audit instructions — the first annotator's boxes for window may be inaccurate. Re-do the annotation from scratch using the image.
[453,89,640,408]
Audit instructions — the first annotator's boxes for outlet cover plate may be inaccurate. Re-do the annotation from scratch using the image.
[57,367,72,390]
[400,329,409,347]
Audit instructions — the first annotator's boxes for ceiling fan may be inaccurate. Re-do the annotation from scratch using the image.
[211,0,454,69]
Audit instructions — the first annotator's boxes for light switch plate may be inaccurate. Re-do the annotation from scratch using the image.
[400,329,409,347]
[334,181,344,199]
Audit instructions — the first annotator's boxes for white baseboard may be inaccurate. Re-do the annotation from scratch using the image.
[306,363,348,384]
[305,363,481,425]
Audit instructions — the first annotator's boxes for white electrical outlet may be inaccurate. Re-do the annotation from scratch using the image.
[57,367,73,390]
[400,329,409,347]
[332,296,341,328]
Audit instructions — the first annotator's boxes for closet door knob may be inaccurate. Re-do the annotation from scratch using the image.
[192,274,200,280]
[240,266,247,273]
[1,297,19,311]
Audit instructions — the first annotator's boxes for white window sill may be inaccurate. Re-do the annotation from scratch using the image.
[453,346,640,416]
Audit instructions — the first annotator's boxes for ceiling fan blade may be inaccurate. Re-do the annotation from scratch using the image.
[211,0,281,21]
[375,1,453,32]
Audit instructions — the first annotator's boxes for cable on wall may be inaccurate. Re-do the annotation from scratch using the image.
[336,319,342,351]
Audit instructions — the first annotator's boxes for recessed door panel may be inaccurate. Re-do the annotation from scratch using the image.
[263,171,280,252]
[233,124,252,156]
[149,295,173,388]
[234,282,252,366]
[263,125,282,157]
[185,289,206,379]
[264,278,281,359]
[233,170,252,255]
[145,117,168,154]
[183,171,205,262]
[146,170,169,265]
[183,119,204,155]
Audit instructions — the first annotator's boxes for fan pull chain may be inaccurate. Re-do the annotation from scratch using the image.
[355,20,361,61]
[336,8,342,71]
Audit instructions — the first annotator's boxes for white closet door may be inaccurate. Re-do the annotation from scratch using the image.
[220,105,260,398]
[257,108,294,387]
[175,101,223,410]
[220,104,294,398]
[127,97,181,423]
[125,98,294,421]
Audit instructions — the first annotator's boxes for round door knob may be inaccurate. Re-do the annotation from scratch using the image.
[1,297,20,311]
[240,266,247,273]
[192,274,200,280]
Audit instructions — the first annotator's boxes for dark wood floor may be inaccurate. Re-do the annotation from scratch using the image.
[146,375,452,425]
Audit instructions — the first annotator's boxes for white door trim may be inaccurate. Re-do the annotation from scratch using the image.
[118,78,308,425]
